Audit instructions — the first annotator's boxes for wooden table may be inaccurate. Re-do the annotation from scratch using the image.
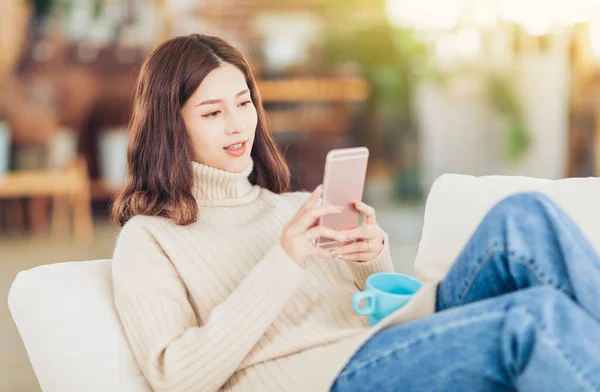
[0,156,94,241]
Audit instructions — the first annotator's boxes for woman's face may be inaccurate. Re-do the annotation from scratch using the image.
[182,63,257,173]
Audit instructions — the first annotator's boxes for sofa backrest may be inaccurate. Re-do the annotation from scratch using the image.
[8,259,151,392]
[414,174,600,283]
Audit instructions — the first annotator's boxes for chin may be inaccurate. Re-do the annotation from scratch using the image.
[223,156,251,173]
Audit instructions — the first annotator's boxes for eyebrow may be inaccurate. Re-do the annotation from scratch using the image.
[196,89,250,106]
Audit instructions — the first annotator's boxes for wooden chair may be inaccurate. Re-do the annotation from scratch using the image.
[0,155,94,241]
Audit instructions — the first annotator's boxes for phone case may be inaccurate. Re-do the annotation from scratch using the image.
[316,147,369,249]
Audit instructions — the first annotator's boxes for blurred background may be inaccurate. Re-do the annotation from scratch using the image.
[3,0,600,390]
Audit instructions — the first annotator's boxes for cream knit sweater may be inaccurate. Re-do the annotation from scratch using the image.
[112,159,439,392]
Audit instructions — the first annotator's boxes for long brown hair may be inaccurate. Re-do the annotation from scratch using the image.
[111,34,290,227]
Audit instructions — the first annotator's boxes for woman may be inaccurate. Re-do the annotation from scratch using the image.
[112,34,600,392]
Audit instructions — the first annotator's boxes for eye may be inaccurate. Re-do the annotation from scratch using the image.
[202,110,221,118]
[238,100,252,107]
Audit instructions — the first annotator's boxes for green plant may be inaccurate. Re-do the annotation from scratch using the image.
[30,0,54,18]
[486,73,531,161]
[319,0,531,164]
[29,0,105,21]
[321,20,429,162]
[322,23,530,163]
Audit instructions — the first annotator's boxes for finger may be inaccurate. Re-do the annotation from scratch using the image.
[302,184,323,211]
[289,185,323,227]
[293,204,343,233]
[330,240,372,255]
[335,252,373,261]
[306,244,338,260]
[353,201,377,224]
[338,225,373,241]
[306,225,345,242]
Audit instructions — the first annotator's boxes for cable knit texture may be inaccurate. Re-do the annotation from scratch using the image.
[112,159,439,392]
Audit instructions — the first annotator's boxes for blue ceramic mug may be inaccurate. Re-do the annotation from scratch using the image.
[352,272,422,325]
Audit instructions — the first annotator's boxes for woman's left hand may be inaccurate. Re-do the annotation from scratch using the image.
[331,201,386,263]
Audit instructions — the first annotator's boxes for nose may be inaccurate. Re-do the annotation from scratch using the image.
[225,112,246,135]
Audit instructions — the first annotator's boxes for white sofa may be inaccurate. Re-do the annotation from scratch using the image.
[9,173,600,392]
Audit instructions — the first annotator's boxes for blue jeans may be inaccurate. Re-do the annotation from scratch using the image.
[331,193,600,392]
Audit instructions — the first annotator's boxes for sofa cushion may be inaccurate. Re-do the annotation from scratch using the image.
[414,174,600,283]
[8,259,151,392]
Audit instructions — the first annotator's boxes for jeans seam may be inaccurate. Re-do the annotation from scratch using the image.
[338,311,507,380]
[457,246,570,306]
[510,256,568,292]
[516,307,599,392]
[457,244,504,305]
[339,308,599,392]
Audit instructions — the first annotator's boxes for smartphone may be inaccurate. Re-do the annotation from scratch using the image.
[314,146,369,249]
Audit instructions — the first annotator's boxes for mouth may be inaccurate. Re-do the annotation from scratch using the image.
[223,140,248,151]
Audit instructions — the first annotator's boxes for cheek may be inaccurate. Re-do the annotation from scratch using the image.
[186,118,222,151]
[246,107,258,133]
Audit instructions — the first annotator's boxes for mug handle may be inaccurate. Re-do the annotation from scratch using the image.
[352,291,376,315]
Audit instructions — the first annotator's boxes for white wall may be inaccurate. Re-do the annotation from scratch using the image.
[417,29,572,192]
[417,77,500,189]
[500,33,571,178]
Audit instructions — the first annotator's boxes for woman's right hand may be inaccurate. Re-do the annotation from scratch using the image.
[281,184,346,266]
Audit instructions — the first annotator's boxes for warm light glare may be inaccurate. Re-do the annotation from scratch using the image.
[524,3,553,36]
[387,0,600,34]
[434,35,458,62]
[456,28,481,58]
[589,18,600,59]
[433,28,481,64]
[385,0,421,28]
[498,0,524,25]
[471,0,498,27]
[386,0,464,30]
[499,0,553,35]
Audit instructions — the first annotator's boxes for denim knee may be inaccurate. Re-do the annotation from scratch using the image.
[487,192,558,224]
[502,287,572,350]
[507,286,573,327]
[519,285,569,305]
[500,287,573,377]
[496,192,552,213]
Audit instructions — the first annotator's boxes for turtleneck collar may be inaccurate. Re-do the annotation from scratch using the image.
[191,159,261,207]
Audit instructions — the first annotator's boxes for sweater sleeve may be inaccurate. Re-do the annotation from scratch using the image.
[111,219,308,392]
[345,232,395,290]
